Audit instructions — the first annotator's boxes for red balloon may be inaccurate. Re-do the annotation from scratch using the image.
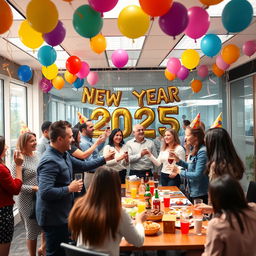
[139,0,173,17]
[66,56,82,75]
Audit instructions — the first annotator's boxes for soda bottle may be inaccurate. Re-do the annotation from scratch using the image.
[153,189,161,212]
[144,183,152,210]
[138,178,146,200]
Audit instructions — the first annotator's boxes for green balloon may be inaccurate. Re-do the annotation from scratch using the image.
[73,5,103,38]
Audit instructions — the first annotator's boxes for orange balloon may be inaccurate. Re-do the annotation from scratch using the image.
[64,71,77,84]
[199,0,224,6]
[139,0,173,17]
[0,0,13,34]
[221,44,240,64]
[52,76,65,90]
[191,80,202,93]
[90,34,107,54]
[164,69,176,81]
[212,63,224,77]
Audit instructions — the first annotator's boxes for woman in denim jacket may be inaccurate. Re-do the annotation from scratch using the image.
[170,127,209,203]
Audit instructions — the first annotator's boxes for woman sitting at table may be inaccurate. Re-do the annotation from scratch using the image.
[68,166,146,256]
[148,128,185,187]
[202,174,256,256]
[103,128,129,184]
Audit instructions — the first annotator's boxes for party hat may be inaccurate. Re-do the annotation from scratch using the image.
[190,113,201,129]
[20,121,30,134]
[77,112,88,124]
[211,113,222,128]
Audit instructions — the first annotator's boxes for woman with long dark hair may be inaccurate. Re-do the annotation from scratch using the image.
[103,128,129,184]
[202,174,256,256]
[0,136,23,256]
[68,166,145,256]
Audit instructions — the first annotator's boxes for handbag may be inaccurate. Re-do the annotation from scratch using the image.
[29,192,37,219]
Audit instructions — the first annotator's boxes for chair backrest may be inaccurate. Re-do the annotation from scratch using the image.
[61,243,109,256]
[246,181,256,203]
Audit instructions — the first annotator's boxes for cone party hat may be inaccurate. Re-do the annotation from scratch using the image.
[211,113,222,128]
[190,113,201,129]
[77,112,88,124]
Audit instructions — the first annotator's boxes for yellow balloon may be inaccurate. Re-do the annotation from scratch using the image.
[26,0,58,33]
[64,71,77,84]
[52,76,65,90]
[18,20,43,49]
[42,64,58,80]
[118,5,150,39]
[181,49,200,70]
[90,34,107,54]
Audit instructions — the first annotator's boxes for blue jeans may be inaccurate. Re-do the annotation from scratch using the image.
[160,172,181,187]
[42,224,69,256]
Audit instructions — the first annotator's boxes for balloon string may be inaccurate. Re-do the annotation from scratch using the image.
[69,2,75,11]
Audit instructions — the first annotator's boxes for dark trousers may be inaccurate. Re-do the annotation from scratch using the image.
[190,194,208,204]
[160,173,181,187]
[119,169,127,184]
[42,224,69,256]
[129,169,153,179]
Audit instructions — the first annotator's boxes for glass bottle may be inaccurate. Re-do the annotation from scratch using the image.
[138,178,146,200]
[144,183,152,210]
[153,189,161,212]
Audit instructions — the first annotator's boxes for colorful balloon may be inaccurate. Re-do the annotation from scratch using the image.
[181,49,200,70]
[88,0,118,13]
[0,0,13,34]
[167,58,181,75]
[42,64,58,80]
[139,0,173,17]
[185,7,210,40]
[191,80,202,93]
[64,71,77,84]
[111,49,129,68]
[177,65,189,81]
[18,20,44,49]
[199,0,223,6]
[197,65,209,78]
[52,76,65,90]
[216,55,230,71]
[39,77,53,93]
[87,71,99,86]
[164,69,176,81]
[212,63,224,77]
[90,34,107,54]
[242,40,256,57]
[66,56,82,75]
[17,65,33,82]
[159,2,188,39]
[26,0,59,33]
[43,20,66,47]
[221,44,240,65]
[37,45,57,66]
[73,5,103,38]
[73,78,84,89]
[118,5,150,39]
[222,0,253,33]
[76,61,90,79]
[200,34,221,57]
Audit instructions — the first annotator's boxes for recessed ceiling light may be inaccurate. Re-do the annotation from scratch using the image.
[106,36,145,51]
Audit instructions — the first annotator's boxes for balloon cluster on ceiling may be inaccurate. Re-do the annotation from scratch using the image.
[0,0,256,94]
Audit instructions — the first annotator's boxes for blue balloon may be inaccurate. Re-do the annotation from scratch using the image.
[73,78,84,89]
[37,45,57,66]
[201,34,221,57]
[222,0,253,33]
[17,65,33,82]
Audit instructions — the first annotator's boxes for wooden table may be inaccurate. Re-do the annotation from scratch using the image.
[120,186,207,252]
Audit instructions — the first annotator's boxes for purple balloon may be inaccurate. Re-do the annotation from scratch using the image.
[177,65,189,81]
[159,2,188,39]
[167,58,181,75]
[111,49,129,68]
[43,21,66,47]
[197,65,209,78]
[242,40,256,57]
[88,0,118,13]
[216,55,230,71]
[39,78,53,93]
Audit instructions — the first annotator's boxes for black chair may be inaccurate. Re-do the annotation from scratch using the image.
[61,243,109,256]
[246,181,256,203]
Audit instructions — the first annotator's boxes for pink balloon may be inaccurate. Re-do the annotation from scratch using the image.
[185,7,210,40]
[197,65,208,78]
[111,49,129,68]
[242,40,256,57]
[167,58,181,75]
[177,66,189,81]
[87,71,99,86]
[76,61,90,79]
[216,55,230,71]
[88,0,118,13]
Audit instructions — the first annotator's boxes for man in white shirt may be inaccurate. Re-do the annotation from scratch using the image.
[126,124,157,179]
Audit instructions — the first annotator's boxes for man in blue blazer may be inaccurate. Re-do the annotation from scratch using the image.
[36,120,114,256]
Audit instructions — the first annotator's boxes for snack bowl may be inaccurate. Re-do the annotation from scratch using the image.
[122,198,138,208]
[143,221,160,235]
[146,210,164,221]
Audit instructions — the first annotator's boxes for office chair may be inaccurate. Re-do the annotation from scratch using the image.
[61,243,109,256]
[246,181,256,203]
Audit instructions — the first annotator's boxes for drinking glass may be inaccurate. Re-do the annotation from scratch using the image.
[154,180,159,189]
[131,187,137,199]
[193,214,203,235]
[194,199,203,206]
[74,173,83,180]
[180,213,190,235]
[163,190,170,208]
[137,202,146,213]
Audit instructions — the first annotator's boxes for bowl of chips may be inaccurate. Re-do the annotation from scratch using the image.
[146,209,164,221]
[122,198,138,208]
[143,221,160,235]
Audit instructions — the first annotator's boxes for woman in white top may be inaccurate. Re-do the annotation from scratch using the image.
[103,128,129,184]
[149,128,185,187]
[68,166,146,256]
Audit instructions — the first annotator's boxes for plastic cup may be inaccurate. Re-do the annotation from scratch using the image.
[194,199,203,206]
[194,217,203,235]
[180,220,190,234]
[131,187,137,199]
[138,202,146,213]
[163,190,170,208]
[150,185,154,195]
